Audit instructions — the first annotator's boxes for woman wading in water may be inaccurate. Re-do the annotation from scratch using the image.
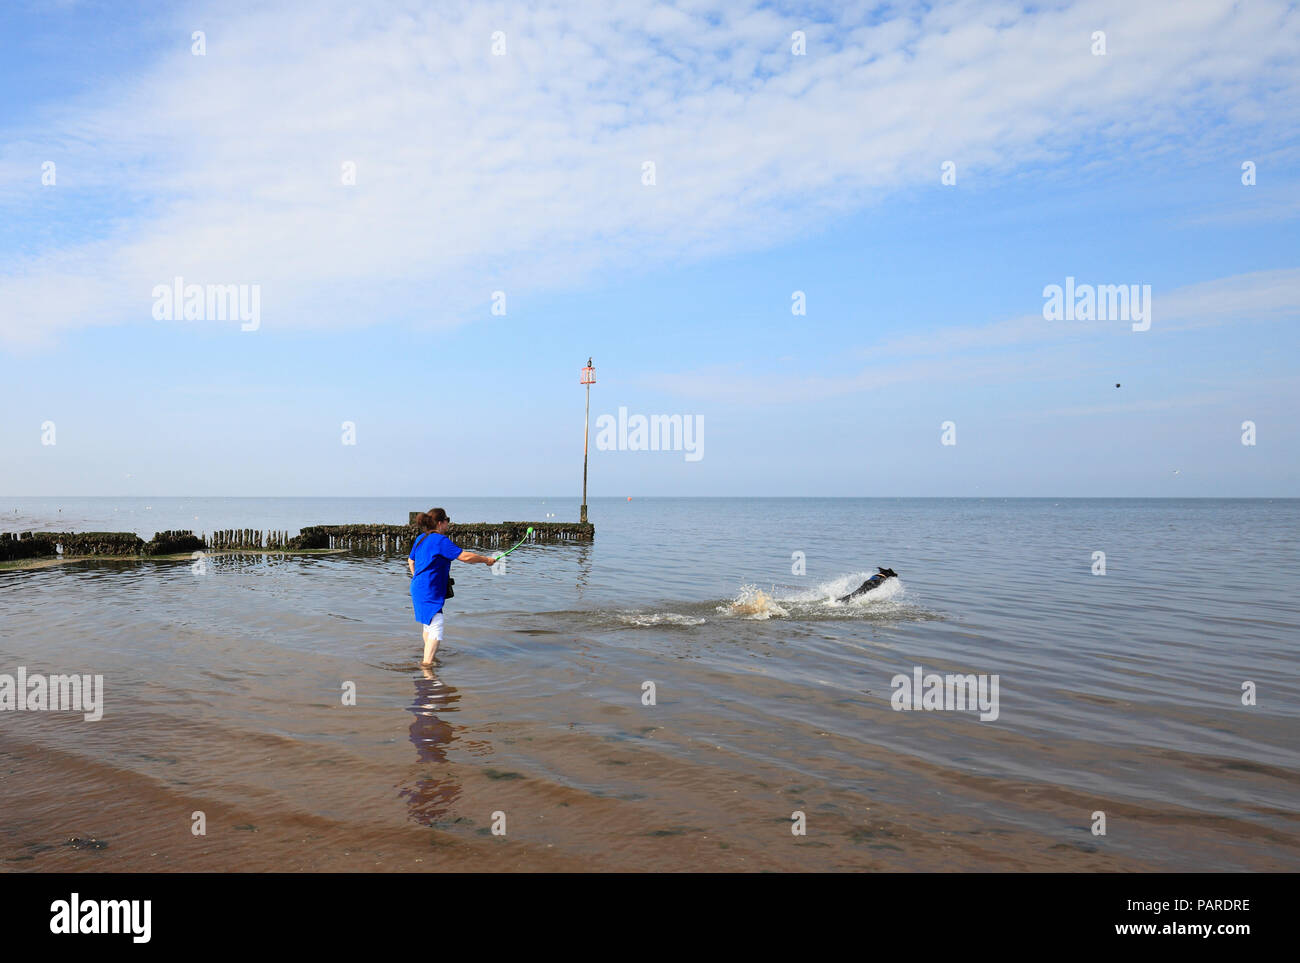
[408,508,497,666]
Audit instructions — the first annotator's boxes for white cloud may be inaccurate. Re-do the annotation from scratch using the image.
[643,268,1300,405]
[859,268,1300,361]
[1157,269,1300,331]
[1039,392,1234,418]
[641,346,1093,405]
[1,0,1298,345]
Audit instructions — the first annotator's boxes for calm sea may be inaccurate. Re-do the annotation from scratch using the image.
[2,497,1297,871]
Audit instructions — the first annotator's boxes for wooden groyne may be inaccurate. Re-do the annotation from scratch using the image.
[1,521,593,562]
[408,517,593,546]
[296,521,595,551]
[0,530,204,562]
[208,529,297,551]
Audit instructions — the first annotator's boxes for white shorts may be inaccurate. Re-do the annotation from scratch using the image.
[422,612,444,640]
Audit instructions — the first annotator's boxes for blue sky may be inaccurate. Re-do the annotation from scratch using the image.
[1,0,1297,497]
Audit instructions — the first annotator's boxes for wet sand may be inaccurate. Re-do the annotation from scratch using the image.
[5,656,1295,872]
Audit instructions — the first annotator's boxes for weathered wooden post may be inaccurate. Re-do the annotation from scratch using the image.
[580,357,596,525]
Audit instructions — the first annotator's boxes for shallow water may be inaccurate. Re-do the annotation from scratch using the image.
[1,497,1297,870]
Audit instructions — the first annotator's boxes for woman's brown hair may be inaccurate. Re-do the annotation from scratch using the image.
[414,507,449,533]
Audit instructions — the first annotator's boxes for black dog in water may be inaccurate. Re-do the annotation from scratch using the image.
[837,567,898,602]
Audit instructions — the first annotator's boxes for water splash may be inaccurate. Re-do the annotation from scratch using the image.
[720,584,789,620]
[595,574,922,630]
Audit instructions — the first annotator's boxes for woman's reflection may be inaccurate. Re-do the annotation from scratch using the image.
[398,667,463,826]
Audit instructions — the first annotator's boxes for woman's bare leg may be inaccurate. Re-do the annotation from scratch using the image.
[421,613,443,666]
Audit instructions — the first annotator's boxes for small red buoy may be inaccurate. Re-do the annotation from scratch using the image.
[627,496,632,501]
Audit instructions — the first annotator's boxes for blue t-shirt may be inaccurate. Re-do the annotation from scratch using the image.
[409,532,462,623]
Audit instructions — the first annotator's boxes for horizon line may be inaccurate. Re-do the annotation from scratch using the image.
[3,495,1297,501]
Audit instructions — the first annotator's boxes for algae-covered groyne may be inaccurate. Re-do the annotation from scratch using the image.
[294,519,595,551]
[1,520,593,564]
[0,530,205,562]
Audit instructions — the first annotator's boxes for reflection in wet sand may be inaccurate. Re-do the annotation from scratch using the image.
[574,543,592,596]
[397,670,465,827]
